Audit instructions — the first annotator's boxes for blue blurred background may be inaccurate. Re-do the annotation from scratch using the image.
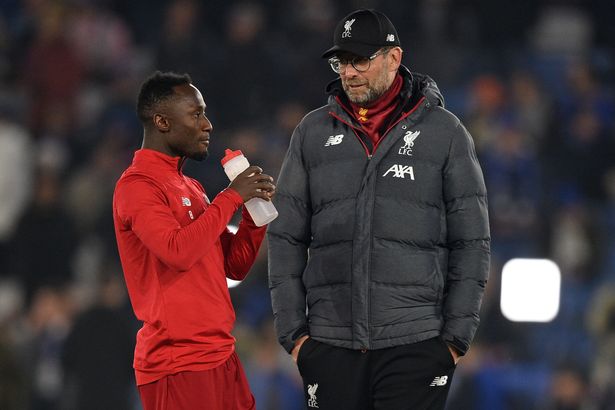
[0,1,614,409]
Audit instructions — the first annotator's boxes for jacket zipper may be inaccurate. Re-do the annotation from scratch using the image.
[328,96,428,349]
[366,162,379,349]
[328,111,372,157]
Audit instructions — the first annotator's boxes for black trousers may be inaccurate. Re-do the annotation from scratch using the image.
[297,337,456,410]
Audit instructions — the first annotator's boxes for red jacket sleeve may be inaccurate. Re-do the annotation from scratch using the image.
[115,177,243,271]
[220,207,267,280]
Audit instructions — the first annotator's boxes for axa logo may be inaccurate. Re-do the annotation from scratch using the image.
[399,130,420,156]
[307,383,319,408]
[341,19,355,38]
[383,164,415,180]
[325,134,344,146]
[430,375,448,387]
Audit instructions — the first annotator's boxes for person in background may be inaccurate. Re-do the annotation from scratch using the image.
[113,71,275,410]
[268,9,490,410]
[62,273,135,410]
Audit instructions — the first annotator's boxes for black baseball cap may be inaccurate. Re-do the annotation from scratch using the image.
[322,9,401,59]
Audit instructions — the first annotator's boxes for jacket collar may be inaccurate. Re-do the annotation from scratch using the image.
[325,65,444,111]
[133,148,185,174]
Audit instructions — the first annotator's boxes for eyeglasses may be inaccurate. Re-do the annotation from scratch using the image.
[328,48,390,74]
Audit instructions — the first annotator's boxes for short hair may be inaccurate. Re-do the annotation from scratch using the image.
[136,71,192,124]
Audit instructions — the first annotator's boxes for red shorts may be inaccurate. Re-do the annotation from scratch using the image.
[138,352,255,410]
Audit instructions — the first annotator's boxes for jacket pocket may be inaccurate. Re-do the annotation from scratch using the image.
[436,337,456,368]
[297,337,318,373]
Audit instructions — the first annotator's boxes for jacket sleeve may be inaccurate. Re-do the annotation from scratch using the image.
[441,122,490,355]
[220,207,267,280]
[114,177,243,271]
[267,123,312,353]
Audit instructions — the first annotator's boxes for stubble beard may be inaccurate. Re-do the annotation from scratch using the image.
[189,149,209,162]
[177,141,209,162]
[343,75,390,106]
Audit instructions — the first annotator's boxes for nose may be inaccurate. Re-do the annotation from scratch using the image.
[202,116,213,133]
[339,63,359,77]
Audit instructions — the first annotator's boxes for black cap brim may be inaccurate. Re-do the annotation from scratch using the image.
[321,43,381,59]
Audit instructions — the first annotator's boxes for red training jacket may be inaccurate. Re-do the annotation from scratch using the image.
[113,148,266,385]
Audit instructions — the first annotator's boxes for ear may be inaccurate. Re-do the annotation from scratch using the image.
[153,113,170,132]
[388,47,403,72]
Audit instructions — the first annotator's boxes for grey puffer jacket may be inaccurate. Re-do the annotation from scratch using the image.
[268,66,490,355]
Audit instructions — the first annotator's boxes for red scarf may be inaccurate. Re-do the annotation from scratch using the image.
[350,73,403,146]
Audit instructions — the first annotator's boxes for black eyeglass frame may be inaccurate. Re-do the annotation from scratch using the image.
[328,48,392,74]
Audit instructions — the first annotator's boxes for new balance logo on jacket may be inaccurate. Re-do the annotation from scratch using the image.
[325,134,344,146]
[383,164,415,180]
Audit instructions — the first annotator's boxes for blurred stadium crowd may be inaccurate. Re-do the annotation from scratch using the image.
[0,0,614,409]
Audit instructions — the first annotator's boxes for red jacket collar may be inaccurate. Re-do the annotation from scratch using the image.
[133,148,184,174]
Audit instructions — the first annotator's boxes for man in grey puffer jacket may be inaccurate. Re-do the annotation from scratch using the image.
[268,9,490,410]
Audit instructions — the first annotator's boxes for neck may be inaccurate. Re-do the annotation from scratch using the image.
[382,72,397,94]
[142,133,177,157]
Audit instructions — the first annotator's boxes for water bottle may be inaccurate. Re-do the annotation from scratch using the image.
[221,149,278,227]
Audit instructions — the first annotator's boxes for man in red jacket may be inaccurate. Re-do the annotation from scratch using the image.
[113,71,275,410]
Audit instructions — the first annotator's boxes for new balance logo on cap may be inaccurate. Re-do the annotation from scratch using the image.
[430,375,448,387]
[325,134,344,146]
[383,164,415,179]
